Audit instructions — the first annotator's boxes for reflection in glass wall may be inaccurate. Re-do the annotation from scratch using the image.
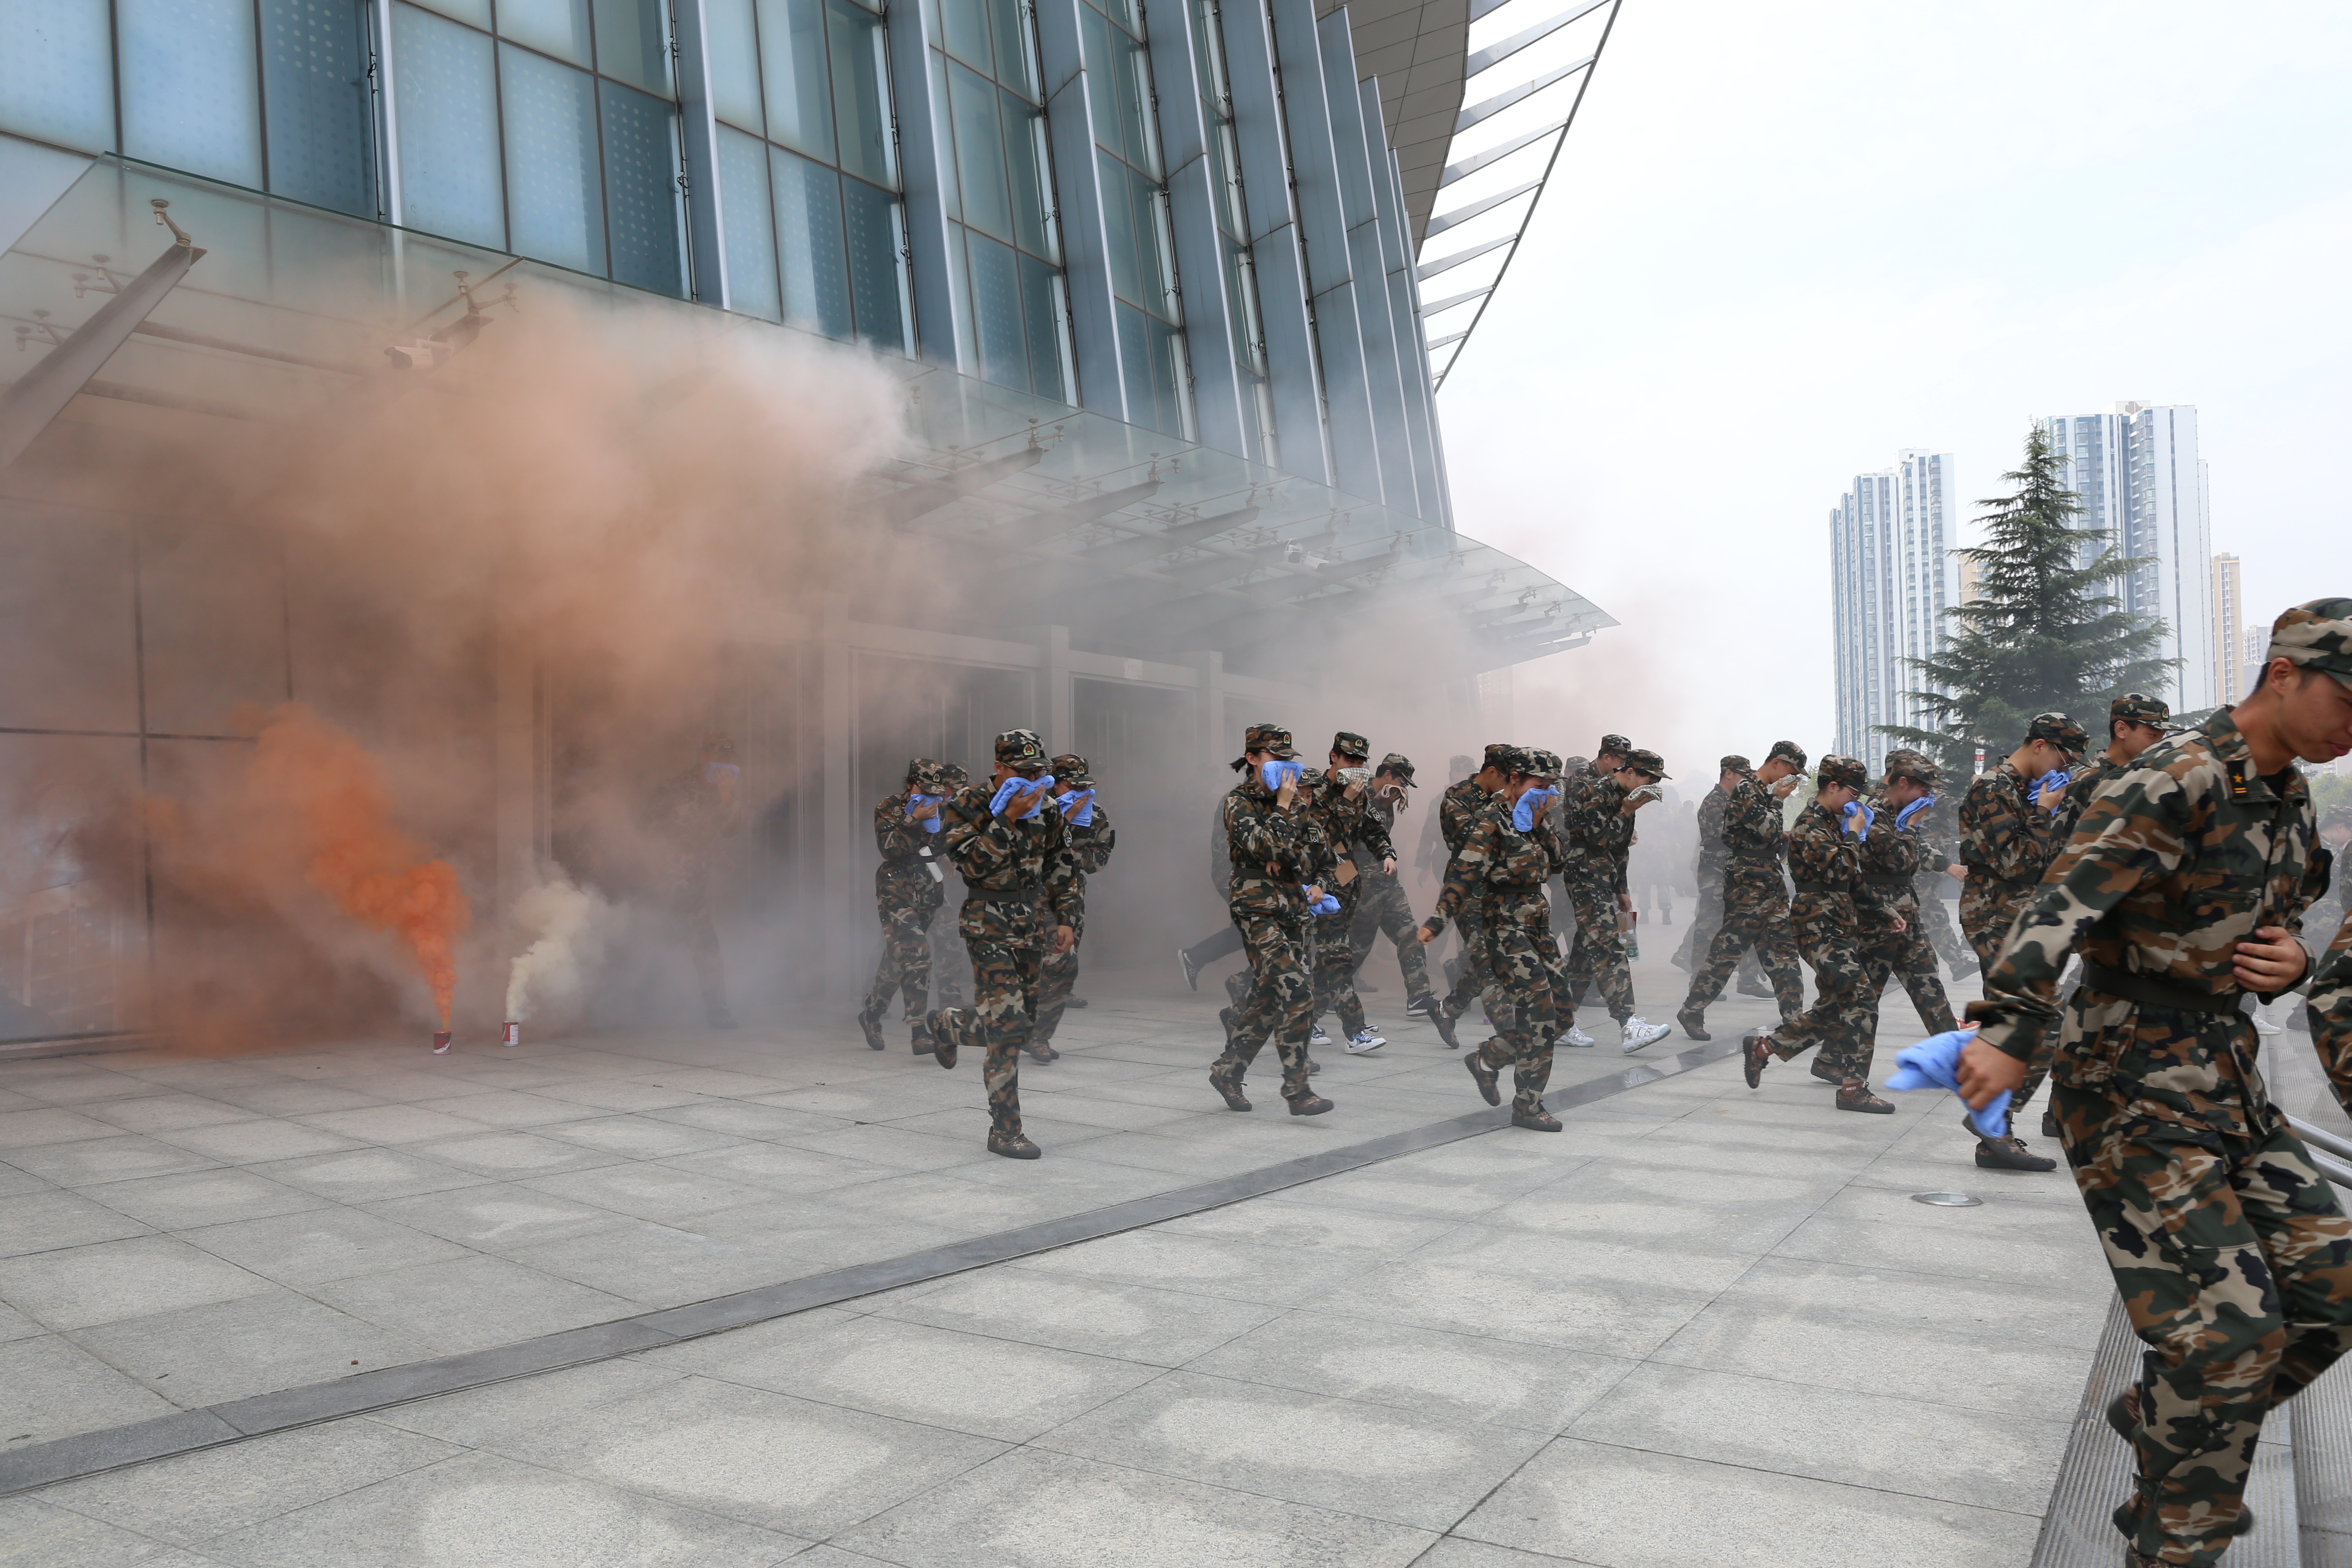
[1081,0,1187,439]
[0,0,115,151]
[119,0,264,187]
[396,5,507,246]
[932,0,1066,400]
[259,0,376,216]
[1191,0,1276,464]
[500,44,605,275]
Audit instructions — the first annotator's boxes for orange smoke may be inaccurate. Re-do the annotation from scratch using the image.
[243,705,471,1026]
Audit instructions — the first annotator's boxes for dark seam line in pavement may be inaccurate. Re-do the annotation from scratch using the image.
[0,1038,1742,1496]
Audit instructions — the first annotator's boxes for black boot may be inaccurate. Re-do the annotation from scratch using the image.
[857,1000,886,1051]
[1675,1004,1709,1041]
[910,1018,935,1056]
[1285,1089,1335,1116]
[1208,1063,1251,1111]
[1974,1136,2056,1172]
[925,1009,959,1070]
[1465,1051,1501,1106]
[1512,1102,1562,1132]
[987,1129,1041,1159]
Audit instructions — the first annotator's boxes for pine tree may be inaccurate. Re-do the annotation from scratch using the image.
[1883,426,2175,775]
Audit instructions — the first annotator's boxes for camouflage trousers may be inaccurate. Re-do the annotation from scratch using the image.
[1673,868,1764,989]
[1032,910,1086,1047]
[1760,898,1875,1080]
[1473,893,1568,1114]
[1683,867,1804,1017]
[928,896,1043,1137]
[1216,906,1314,1099]
[2055,1081,2352,1564]
[928,901,967,1006]
[1815,923,1956,1081]
[862,891,943,1022]
[1963,877,2056,1113]
[1312,877,1367,1039]
[1914,882,1969,971]
[1439,904,1511,1031]
[1349,869,1433,1001]
[1561,875,1634,1023]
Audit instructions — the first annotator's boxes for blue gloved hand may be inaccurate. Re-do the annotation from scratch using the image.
[907,791,944,833]
[1512,786,1555,833]
[1886,1028,2009,1139]
[1841,800,1875,836]
[1895,795,1934,830]
[1304,885,1341,916]
[1055,787,1096,827]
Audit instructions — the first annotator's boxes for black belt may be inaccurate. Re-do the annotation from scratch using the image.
[1730,851,1781,863]
[1789,880,1850,895]
[2082,962,2242,1017]
[1859,873,1912,886]
[965,885,1042,906]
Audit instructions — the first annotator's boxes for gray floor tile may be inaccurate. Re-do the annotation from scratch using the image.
[656,1142,897,1197]
[413,1091,616,1129]
[79,1096,257,1136]
[523,1164,778,1223]
[1403,1223,1761,1296]
[0,1494,191,1566]
[3,1069,153,1106]
[0,1334,179,1445]
[872,1268,1280,1365]
[536,1115,750,1161]
[3,1135,220,1187]
[490,1374,1005,1537]
[297,1105,501,1145]
[640,1102,854,1139]
[363,1182,626,1248]
[201,1449,810,1567]
[1144,1193,1463,1259]
[833,1446,1436,1567]
[153,1121,365,1165]
[68,1287,433,1407]
[0,1189,155,1258]
[532,1080,720,1113]
[1305,1252,1718,1357]
[1011,1228,1382,1306]
[1770,1207,2099,1287]
[1455,1437,2043,1568]
[37,1418,463,1546]
[246,1148,493,1203]
[406,1131,630,1178]
[310,1254,638,1354]
[623,1068,798,1098]
[0,1235,274,1330]
[1414,1540,1603,1566]
[80,1169,332,1231]
[1183,1311,1638,1433]
[207,1081,391,1118]
[768,1124,993,1173]
[502,1220,811,1307]
[368,1357,686,1448]
[1035,1366,1552,1530]
[648,1313,1165,1442]
[181,1206,471,1286]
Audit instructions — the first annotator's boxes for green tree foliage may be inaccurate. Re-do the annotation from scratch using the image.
[1883,426,2175,775]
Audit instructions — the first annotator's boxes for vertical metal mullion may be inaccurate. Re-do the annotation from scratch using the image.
[1368,109,1441,522]
[673,0,730,303]
[1142,0,1244,458]
[1317,12,1413,513]
[374,0,404,224]
[1031,0,1128,420]
[253,0,274,193]
[885,0,962,367]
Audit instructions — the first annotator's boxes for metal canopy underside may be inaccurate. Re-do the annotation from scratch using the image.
[1322,0,1473,251]
[0,158,1614,680]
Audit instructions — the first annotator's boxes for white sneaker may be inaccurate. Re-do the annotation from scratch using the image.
[2251,1010,2284,1037]
[1344,1029,1387,1054]
[1620,1017,1673,1054]
[1309,1024,1332,1046]
[1565,1024,1596,1048]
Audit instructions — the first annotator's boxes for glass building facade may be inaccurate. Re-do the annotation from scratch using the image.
[1,0,1461,515]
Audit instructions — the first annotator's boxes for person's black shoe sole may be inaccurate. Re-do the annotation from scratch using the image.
[1512,1109,1562,1131]
[1209,1067,1251,1112]
[987,1136,1042,1160]
[1286,1094,1334,1116]
[1429,1008,1461,1050]
[858,1011,885,1051]
[1835,1088,1894,1114]
[1742,1032,1772,1088]
[1466,1052,1500,1106]
[1974,1138,2058,1172]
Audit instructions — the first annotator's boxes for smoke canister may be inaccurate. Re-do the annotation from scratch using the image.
[502,1020,521,1047]
[432,1031,453,1055]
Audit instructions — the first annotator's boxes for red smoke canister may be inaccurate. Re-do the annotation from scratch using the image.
[502,1021,521,1047]
[431,1031,453,1055]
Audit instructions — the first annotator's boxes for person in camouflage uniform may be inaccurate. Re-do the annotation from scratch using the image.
[1738,756,1893,1113]
[1671,757,1765,997]
[1894,756,1974,978]
[1348,753,1438,1017]
[1420,746,1574,1130]
[858,759,951,1054]
[1957,600,2352,1568]
[2291,805,2352,1037]
[1677,741,1807,1037]
[1812,751,1957,1085]
[1429,744,1515,1048]
[928,762,970,1008]
[925,731,1081,1160]
[650,731,743,1029]
[1563,744,1677,1052]
[2057,693,2172,839]
[1028,753,1114,1062]
[1208,723,1338,1117]
[1305,732,1398,1052]
[1956,710,2087,1170]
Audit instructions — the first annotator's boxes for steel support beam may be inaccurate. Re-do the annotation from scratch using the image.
[670,0,730,306]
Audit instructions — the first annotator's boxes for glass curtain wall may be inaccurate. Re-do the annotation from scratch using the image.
[1188,0,1276,465]
[390,0,687,294]
[1,0,378,220]
[1081,0,1187,440]
[702,0,911,350]
[928,0,1072,401]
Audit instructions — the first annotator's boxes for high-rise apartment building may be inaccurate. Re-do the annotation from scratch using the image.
[2034,404,2214,709]
[2212,552,2248,703]
[1831,450,1960,760]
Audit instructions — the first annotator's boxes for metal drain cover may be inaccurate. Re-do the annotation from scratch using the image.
[1911,1191,1983,1207]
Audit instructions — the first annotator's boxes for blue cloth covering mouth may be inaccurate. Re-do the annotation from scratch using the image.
[1894,795,1934,830]
[1511,786,1555,832]
[989,774,1056,819]
[1260,760,1303,793]
[1054,787,1096,826]
[1886,1028,2009,1139]
[1841,799,1875,835]
[907,791,945,832]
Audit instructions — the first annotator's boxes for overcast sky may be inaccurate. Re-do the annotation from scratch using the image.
[1436,0,2352,775]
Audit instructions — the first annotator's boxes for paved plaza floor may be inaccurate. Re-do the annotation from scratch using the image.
[0,939,2120,1565]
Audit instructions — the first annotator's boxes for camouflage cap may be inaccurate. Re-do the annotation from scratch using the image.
[1596,733,1631,758]
[1450,753,1476,776]
[2026,712,2088,757]
[1049,753,1091,787]
[1816,754,1869,790]
[1766,740,1808,769]
[702,730,737,755]
[939,761,970,787]
[1622,747,1669,780]
[1562,756,1589,776]
[1515,747,1562,780]
[2265,598,2352,690]
[1243,722,1298,760]
[1882,750,1940,788]
[1719,754,1752,774]
[1331,731,1371,760]
[906,757,947,791]
[1376,751,1417,784]
[2110,692,2170,726]
[995,729,1049,768]
[1480,742,1514,771]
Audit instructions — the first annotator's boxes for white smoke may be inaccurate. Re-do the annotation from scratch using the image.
[503,877,617,1023]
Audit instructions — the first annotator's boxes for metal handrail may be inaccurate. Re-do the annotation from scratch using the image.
[2285,1111,2352,1189]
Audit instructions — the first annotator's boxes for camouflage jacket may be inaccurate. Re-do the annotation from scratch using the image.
[650,766,742,884]
[1069,802,1115,877]
[1439,777,1493,857]
[1956,761,2062,891]
[1785,800,1861,933]
[873,789,947,904]
[1427,799,1564,934]
[1223,772,1335,917]
[1973,709,2328,1087]
[1351,791,1406,874]
[1718,773,1788,890]
[2055,750,2132,840]
[1562,773,1633,893]
[1307,772,1396,877]
[1856,795,1927,928]
[2311,909,2352,1072]
[938,781,1083,928]
[1694,784,1731,878]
